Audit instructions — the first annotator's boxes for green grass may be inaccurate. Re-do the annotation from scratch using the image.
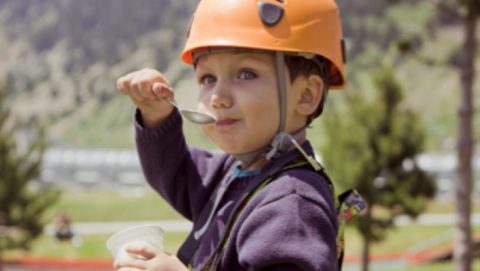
[47,190,480,223]
[344,225,480,256]
[46,190,184,223]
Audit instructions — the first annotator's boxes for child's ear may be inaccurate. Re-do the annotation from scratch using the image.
[296,75,323,117]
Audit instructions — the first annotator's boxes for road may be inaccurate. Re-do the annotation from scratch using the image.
[44,219,192,236]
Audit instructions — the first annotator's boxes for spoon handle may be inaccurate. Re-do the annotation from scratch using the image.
[154,95,215,124]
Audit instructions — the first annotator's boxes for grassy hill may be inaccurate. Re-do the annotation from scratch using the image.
[0,0,477,152]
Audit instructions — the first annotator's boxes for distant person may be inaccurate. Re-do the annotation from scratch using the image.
[54,212,73,241]
[53,212,82,246]
[115,0,360,270]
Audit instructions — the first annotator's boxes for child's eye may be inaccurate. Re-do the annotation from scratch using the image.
[238,70,257,80]
[199,74,216,85]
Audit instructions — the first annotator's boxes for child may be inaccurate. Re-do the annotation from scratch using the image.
[115,0,346,270]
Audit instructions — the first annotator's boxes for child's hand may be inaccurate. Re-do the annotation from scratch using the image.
[117,68,174,128]
[113,243,188,271]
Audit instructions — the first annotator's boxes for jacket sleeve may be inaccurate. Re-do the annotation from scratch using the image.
[235,173,338,271]
[134,108,233,221]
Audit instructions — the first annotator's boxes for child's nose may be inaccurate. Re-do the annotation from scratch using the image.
[210,81,233,109]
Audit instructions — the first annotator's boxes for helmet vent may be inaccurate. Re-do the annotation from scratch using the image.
[258,2,284,27]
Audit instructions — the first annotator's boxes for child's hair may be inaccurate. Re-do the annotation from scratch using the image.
[285,55,330,121]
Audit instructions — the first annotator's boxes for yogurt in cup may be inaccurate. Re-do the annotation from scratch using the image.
[106,224,164,260]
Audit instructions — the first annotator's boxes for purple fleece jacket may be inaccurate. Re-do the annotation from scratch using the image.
[134,109,338,271]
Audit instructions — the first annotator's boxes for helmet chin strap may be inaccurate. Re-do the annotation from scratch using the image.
[232,128,307,169]
[275,51,288,134]
[232,52,321,170]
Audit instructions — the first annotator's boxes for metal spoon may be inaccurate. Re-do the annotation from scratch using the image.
[158,96,216,124]
[180,107,216,124]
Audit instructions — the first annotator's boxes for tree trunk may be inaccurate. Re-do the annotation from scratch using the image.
[454,5,477,271]
[361,207,372,271]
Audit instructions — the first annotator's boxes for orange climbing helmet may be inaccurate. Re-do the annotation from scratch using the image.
[181,0,346,89]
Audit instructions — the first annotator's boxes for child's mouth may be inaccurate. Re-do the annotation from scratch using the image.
[215,119,237,127]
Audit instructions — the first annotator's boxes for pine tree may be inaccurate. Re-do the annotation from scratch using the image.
[320,66,436,271]
[0,83,59,255]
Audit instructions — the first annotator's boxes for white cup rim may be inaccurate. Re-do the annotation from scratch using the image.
[106,224,164,256]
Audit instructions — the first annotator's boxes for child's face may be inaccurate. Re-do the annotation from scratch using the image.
[195,51,308,155]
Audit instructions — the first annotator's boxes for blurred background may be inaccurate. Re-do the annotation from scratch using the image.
[0,0,478,270]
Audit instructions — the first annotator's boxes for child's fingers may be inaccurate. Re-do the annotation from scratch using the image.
[125,243,160,260]
[117,69,169,98]
[128,80,146,103]
[117,72,136,95]
[131,72,170,101]
[130,73,152,100]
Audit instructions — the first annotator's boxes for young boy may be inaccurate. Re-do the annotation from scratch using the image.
[115,0,346,270]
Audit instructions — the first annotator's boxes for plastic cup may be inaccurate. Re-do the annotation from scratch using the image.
[106,224,164,260]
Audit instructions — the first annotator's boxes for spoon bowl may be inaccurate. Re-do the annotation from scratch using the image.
[180,109,216,124]
[158,96,216,124]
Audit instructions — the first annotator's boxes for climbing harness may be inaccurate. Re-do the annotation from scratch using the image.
[178,148,366,271]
